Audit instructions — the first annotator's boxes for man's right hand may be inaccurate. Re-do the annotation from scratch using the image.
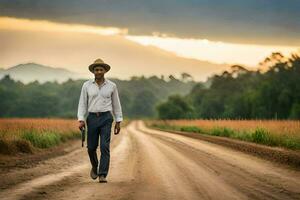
[78,121,85,130]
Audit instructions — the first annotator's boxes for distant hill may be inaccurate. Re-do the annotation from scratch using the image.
[0,63,84,83]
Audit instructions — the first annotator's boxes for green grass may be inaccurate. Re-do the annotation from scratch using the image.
[0,130,80,155]
[180,126,202,133]
[151,123,300,150]
[21,131,61,148]
[210,127,234,137]
[20,130,80,149]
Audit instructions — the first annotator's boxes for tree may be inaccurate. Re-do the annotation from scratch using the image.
[290,103,300,119]
[157,95,193,119]
[130,90,157,117]
[181,72,193,82]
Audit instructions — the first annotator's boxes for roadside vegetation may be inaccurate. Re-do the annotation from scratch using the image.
[0,118,130,155]
[0,118,80,154]
[149,120,300,150]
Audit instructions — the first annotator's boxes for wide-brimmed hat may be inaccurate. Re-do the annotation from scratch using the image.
[88,59,111,73]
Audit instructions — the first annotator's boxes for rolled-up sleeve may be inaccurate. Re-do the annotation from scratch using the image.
[111,85,123,122]
[77,83,88,121]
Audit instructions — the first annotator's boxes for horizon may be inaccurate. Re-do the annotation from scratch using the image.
[0,62,206,83]
[0,1,299,81]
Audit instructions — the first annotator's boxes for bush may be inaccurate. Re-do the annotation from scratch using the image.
[282,137,300,150]
[251,128,269,143]
[0,139,33,154]
[0,139,17,154]
[211,127,234,137]
[156,95,194,119]
[152,123,180,131]
[250,128,280,146]
[180,126,202,133]
[14,139,33,153]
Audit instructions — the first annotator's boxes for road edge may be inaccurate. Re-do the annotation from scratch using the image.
[148,126,300,169]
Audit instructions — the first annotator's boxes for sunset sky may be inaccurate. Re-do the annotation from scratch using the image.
[0,0,299,81]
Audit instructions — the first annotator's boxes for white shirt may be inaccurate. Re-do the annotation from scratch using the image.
[77,78,123,122]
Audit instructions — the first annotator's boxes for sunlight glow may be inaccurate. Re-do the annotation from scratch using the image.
[0,16,298,67]
[125,35,298,67]
[0,17,128,36]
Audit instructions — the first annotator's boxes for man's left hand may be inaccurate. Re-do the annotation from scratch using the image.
[114,122,121,135]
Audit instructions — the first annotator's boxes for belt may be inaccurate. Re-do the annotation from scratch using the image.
[89,111,110,117]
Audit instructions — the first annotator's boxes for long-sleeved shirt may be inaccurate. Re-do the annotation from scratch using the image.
[77,78,123,122]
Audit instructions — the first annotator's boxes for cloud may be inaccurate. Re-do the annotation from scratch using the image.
[0,17,127,35]
[0,17,297,66]
[0,16,297,70]
[0,0,299,45]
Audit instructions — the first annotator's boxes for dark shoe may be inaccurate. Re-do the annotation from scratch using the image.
[90,168,98,180]
[99,175,107,183]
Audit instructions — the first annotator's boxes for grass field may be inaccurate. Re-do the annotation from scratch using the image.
[0,118,80,154]
[0,118,130,155]
[148,120,300,150]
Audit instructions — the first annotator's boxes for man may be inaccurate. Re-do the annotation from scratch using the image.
[77,58,123,183]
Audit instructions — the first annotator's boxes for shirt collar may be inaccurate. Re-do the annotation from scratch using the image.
[92,78,107,85]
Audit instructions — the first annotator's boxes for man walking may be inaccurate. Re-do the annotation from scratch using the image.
[77,58,123,183]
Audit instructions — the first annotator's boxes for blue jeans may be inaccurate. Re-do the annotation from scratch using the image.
[86,111,113,177]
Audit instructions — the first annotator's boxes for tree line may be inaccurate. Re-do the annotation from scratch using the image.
[0,74,196,118]
[157,53,300,119]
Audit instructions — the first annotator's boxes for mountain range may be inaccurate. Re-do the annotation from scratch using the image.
[0,63,84,83]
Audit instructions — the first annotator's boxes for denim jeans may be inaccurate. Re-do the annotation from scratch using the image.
[86,111,114,177]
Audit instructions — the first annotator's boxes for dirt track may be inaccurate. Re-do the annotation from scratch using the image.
[0,120,300,200]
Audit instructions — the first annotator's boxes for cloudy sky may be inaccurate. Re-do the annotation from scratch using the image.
[0,0,299,80]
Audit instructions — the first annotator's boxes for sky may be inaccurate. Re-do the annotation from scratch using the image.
[0,1,299,81]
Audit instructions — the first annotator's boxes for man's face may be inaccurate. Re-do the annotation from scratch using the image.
[93,66,107,79]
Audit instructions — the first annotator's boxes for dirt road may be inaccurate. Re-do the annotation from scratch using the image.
[1,120,300,200]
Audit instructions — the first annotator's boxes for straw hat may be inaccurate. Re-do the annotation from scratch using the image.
[88,59,111,73]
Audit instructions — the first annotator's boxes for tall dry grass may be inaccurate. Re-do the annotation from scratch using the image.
[148,119,300,150]
[0,118,130,154]
[0,118,79,154]
[155,119,300,137]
